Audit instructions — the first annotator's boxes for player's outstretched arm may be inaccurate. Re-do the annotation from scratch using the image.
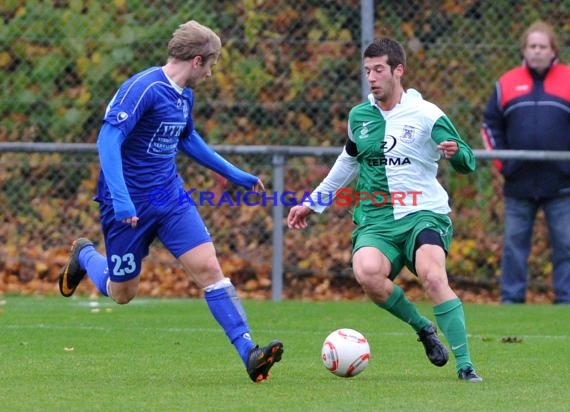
[178,129,259,189]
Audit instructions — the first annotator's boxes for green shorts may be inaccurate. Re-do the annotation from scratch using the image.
[351,210,453,279]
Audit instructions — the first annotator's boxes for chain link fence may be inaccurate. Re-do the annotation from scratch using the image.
[1,0,569,299]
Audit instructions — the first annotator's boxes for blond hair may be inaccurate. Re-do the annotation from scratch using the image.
[520,20,559,57]
[168,20,221,62]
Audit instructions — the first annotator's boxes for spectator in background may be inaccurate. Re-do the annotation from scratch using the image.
[481,20,570,304]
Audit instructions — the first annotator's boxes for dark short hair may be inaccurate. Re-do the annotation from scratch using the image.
[363,38,406,72]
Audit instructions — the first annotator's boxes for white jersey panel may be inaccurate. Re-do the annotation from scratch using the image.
[381,92,451,219]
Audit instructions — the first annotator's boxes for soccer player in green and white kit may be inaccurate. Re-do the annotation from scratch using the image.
[288,38,482,382]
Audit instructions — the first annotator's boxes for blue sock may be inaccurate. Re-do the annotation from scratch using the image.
[78,246,109,297]
[205,282,254,365]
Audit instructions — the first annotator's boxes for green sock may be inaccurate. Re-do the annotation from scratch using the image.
[433,298,472,372]
[378,284,431,332]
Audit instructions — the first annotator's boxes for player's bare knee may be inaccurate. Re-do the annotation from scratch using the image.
[353,247,391,282]
[111,295,132,305]
[203,254,222,275]
[110,290,136,305]
[355,261,388,285]
[419,271,449,297]
[178,244,224,286]
[353,259,391,299]
[192,256,223,285]
[108,282,138,304]
[354,265,376,287]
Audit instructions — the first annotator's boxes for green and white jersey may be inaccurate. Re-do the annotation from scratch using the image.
[307,90,476,224]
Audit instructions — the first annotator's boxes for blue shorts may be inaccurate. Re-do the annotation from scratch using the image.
[99,191,211,282]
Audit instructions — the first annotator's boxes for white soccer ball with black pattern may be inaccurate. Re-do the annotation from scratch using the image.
[321,328,370,377]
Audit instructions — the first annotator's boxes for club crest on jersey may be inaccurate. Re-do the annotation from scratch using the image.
[177,99,189,119]
[400,125,415,143]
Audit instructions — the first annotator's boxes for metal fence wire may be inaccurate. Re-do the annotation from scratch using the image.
[1,0,569,299]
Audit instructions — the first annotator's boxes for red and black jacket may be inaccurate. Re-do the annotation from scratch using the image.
[481,61,570,198]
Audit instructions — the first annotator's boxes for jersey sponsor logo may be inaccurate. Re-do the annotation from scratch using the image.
[147,121,186,157]
[400,125,415,143]
[380,136,397,153]
[366,157,411,166]
[367,135,396,156]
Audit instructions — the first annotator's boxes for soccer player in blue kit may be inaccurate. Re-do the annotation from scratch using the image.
[58,20,283,383]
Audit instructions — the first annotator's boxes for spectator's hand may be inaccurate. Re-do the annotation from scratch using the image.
[287,205,313,229]
[438,141,459,158]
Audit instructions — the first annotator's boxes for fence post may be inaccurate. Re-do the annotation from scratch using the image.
[361,0,374,100]
[271,153,286,301]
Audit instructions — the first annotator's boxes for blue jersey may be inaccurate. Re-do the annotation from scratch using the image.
[93,65,259,278]
[97,67,192,202]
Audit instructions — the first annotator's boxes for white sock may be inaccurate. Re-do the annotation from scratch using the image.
[105,278,112,297]
[203,277,232,292]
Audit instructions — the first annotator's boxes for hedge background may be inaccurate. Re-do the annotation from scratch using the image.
[1,0,569,301]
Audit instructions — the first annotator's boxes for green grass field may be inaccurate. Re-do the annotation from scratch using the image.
[1,295,569,412]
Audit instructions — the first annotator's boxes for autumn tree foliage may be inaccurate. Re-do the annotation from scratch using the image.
[1,1,567,301]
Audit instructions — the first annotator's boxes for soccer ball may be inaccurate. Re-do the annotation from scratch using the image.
[321,328,371,377]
